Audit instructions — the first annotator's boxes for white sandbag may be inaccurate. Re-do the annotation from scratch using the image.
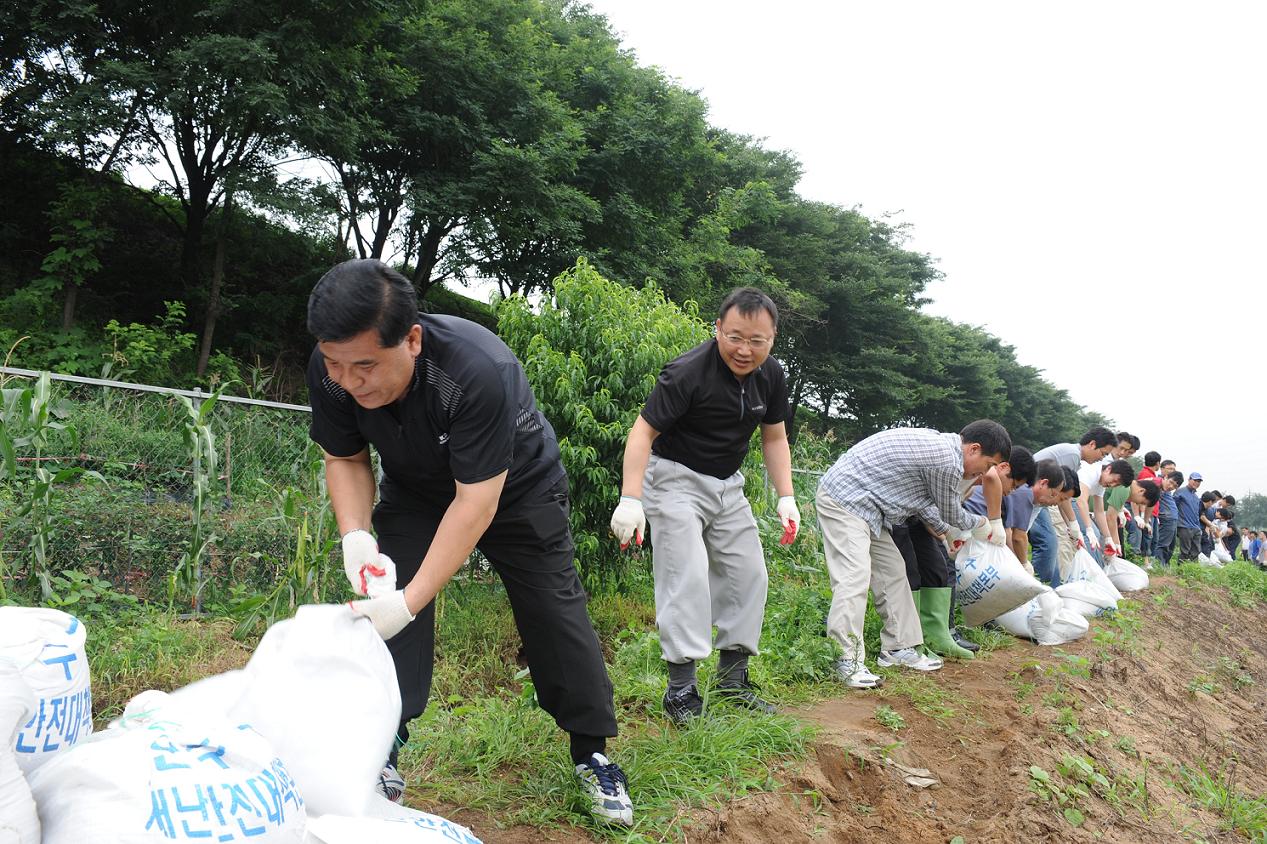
[1056,581,1118,618]
[1211,543,1233,564]
[0,659,40,844]
[0,607,93,774]
[168,604,400,818]
[993,589,1088,645]
[954,539,1047,627]
[26,690,306,844]
[1063,548,1123,602]
[304,795,482,844]
[1104,557,1149,592]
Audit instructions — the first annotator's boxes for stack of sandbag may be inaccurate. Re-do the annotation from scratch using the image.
[0,607,93,774]
[1104,556,1149,592]
[168,604,402,818]
[0,658,40,844]
[303,794,483,844]
[26,689,308,843]
[992,588,1089,645]
[1056,548,1121,618]
[954,539,1047,626]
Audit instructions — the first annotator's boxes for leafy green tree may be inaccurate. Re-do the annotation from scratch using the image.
[1233,492,1267,531]
[496,258,710,584]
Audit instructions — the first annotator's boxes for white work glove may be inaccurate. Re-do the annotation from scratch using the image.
[349,590,415,640]
[1104,540,1120,557]
[1141,519,1152,533]
[970,516,992,541]
[610,496,645,549]
[342,529,386,597]
[1065,520,1084,549]
[987,517,1006,546]
[1086,531,1101,551]
[948,529,972,555]
[777,496,800,545]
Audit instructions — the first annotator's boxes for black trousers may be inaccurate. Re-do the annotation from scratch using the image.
[893,517,952,590]
[373,478,617,750]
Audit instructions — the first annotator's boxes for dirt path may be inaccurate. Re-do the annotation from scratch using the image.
[464,577,1267,842]
[692,576,1267,843]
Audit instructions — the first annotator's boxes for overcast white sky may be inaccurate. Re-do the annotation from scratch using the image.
[586,0,1267,496]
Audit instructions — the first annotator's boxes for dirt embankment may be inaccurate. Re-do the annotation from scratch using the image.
[694,577,1267,843]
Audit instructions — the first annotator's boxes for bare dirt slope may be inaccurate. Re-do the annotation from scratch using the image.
[467,577,1267,843]
[693,577,1267,843]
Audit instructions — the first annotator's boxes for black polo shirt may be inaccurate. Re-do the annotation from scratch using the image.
[641,339,790,479]
[307,313,565,511]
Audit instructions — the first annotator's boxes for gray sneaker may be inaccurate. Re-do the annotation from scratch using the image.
[878,647,943,671]
[575,753,633,826]
[834,658,884,689]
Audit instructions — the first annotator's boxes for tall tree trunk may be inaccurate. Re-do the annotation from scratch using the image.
[787,376,805,447]
[196,186,233,378]
[61,278,78,331]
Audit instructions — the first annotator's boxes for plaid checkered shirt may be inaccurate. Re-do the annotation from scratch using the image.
[819,428,985,537]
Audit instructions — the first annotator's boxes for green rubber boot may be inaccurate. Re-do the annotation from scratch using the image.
[918,587,974,660]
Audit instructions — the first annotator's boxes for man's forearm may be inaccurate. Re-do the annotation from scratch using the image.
[761,427,794,498]
[325,450,377,535]
[402,488,500,614]
[620,417,657,499]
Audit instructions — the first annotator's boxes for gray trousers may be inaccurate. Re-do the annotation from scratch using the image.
[816,490,923,664]
[642,454,768,664]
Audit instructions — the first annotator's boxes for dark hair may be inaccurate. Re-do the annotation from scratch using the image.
[718,287,779,330]
[1223,494,1237,507]
[1106,459,1135,485]
[1136,479,1161,506]
[1216,507,1233,520]
[308,259,419,346]
[1116,432,1141,450]
[1036,459,1064,490]
[1007,446,1037,487]
[1144,451,1161,467]
[1062,466,1081,497]
[1200,491,1217,505]
[1080,426,1116,448]
[1167,470,1184,486]
[1160,459,1176,469]
[960,419,1011,460]
[1210,489,1222,499]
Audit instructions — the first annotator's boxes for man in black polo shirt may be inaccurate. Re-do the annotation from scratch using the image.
[305,259,631,825]
[610,287,798,724]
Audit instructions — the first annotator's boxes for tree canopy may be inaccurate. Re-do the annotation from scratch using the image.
[0,0,1108,446]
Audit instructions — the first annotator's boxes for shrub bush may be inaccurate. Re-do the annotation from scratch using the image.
[497,258,711,585]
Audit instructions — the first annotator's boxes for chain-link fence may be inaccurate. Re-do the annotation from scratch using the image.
[0,366,324,603]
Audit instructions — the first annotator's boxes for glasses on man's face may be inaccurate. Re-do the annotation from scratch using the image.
[720,332,771,351]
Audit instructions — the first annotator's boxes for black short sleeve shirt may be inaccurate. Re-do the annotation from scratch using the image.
[641,339,790,479]
[307,314,564,510]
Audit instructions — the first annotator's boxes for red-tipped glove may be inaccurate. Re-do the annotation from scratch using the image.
[610,496,645,550]
[777,496,800,545]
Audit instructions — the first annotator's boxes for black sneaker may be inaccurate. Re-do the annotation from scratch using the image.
[662,684,704,725]
[950,627,980,653]
[715,671,777,715]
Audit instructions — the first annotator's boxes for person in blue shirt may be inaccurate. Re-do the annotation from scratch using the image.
[1154,471,1182,567]
[1174,472,1204,560]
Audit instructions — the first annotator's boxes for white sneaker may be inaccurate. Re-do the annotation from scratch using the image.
[575,753,633,826]
[377,762,406,804]
[835,658,884,689]
[878,647,943,671]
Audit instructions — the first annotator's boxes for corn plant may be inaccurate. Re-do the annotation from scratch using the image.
[231,440,340,637]
[168,387,223,612]
[0,371,104,599]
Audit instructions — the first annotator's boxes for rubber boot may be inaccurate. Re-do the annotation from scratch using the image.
[947,585,979,653]
[919,587,974,660]
[910,591,942,661]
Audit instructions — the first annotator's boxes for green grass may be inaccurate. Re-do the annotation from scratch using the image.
[1175,762,1267,840]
